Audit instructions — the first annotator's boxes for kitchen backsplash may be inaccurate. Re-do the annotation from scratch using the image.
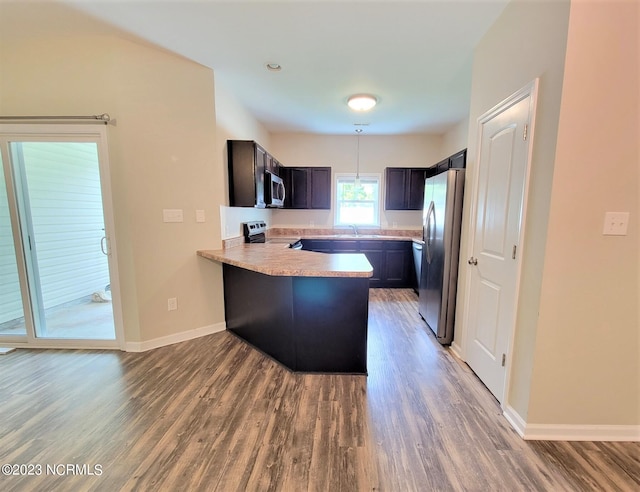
[222,227,422,249]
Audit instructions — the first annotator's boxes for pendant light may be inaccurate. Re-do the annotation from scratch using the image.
[355,128,363,188]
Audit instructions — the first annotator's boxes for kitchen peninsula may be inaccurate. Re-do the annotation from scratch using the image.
[197,243,372,374]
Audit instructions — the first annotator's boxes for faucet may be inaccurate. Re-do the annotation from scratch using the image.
[350,224,359,236]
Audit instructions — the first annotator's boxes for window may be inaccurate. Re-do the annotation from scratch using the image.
[335,174,381,226]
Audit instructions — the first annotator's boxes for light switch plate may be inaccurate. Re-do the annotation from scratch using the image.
[163,209,183,223]
[196,209,206,223]
[602,212,629,236]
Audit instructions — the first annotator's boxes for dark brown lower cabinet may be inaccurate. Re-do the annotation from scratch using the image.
[222,263,369,374]
[301,239,414,288]
[302,239,332,253]
[383,242,412,288]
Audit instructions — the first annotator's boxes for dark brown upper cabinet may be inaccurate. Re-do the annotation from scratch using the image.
[228,140,267,208]
[281,166,331,210]
[385,149,466,211]
[449,149,466,169]
[384,168,428,210]
[227,140,285,208]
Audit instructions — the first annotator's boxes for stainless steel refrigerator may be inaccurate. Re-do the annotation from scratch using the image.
[418,169,465,345]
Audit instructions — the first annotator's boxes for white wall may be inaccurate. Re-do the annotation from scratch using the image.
[461,0,639,432]
[270,133,443,230]
[215,82,272,239]
[441,119,469,160]
[0,2,225,344]
[528,0,639,427]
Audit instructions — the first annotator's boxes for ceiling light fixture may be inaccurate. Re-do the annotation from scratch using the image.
[265,63,282,72]
[347,94,378,112]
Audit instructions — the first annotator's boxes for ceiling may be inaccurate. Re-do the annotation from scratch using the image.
[60,0,511,135]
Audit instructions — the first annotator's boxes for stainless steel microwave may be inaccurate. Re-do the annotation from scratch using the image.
[265,171,285,207]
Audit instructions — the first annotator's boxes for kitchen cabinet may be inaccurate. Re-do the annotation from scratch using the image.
[449,149,466,169]
[436,149,467,174]
[283,167,308,209]
[300,239,325,251]
[265,153,274,174]
[227,140,284,207]
[310,168,331,209]
[383,242,412,288]
[301,239,332,253]
[227,140,266,208]
[332,240,358,253]
[384,168,429,210]
[301,239,414,288]
[385,150,467,211]
[281,166,331,210]
[266,154,282,175]
[359,241,384,287]
[221,263,369,374]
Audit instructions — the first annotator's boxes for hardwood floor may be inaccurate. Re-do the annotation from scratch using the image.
[0,289,637,491]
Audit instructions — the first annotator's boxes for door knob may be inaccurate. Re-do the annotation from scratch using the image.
[468,257,478,266]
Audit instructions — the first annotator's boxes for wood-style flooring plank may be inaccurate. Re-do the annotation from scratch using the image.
[0,289,638,492]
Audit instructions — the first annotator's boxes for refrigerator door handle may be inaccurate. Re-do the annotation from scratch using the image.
[425,200,435,264]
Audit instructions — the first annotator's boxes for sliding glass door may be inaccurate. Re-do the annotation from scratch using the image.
[0,125,122,348]
[0,151,28,339]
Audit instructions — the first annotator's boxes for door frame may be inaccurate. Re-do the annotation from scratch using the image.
[458,79,539,406]
[0,123,125,349]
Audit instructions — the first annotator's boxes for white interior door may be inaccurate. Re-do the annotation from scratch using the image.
[464,82,537,403]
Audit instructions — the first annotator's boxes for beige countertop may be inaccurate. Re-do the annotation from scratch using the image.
[197,243,373,278]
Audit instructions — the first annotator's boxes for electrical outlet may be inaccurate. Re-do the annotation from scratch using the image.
[603,212,629,236]
[196,209,205,223]
[167,297,178,311]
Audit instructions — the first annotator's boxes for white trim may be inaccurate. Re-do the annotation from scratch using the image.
[334,172,381,227]
[124,322,226,352]
[501,79,540,409]
[0,340,121,350]
[459,79,539,406]
[503,405,640,441]
[449,340,464,360]
[0,124,125,349]
[522,424,640,442]
[503,404,527,438]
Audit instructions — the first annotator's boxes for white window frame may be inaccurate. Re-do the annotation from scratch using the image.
[334,173,381,227]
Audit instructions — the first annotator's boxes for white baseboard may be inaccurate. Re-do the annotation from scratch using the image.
[449,341,464,360]
[503,404,640,441]
[503,404,527,438]
[125,322,226,352]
